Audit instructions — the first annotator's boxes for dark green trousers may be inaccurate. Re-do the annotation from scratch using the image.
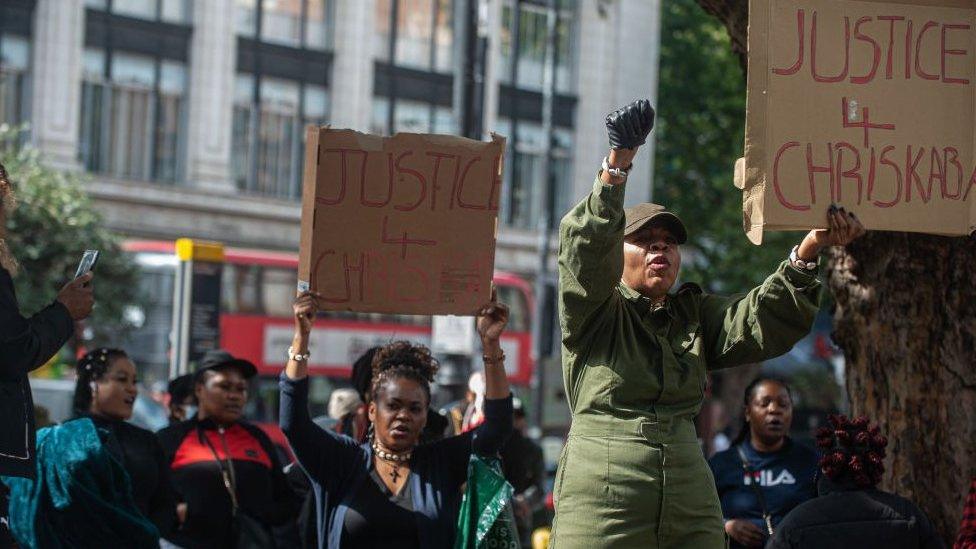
[550,415,726,548]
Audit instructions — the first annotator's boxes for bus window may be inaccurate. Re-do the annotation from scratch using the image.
[496,284,529,332]
[263,267,297,318]
[223,263,262,314]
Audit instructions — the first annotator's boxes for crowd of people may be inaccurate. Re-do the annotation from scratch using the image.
[1,101,974,549]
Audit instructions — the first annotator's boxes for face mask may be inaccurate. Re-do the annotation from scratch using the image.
[181,404,198,419]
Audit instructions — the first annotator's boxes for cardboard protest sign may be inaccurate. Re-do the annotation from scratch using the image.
[297,128,505,315]
[742,0,976,243]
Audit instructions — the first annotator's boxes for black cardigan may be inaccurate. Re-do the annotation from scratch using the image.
[0,267,73,478]
[279,374,513,548]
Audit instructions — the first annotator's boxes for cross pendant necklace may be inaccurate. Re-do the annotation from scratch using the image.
[373,443,411,484]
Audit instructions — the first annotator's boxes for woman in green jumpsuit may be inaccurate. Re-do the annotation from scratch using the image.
[550,100,866,548]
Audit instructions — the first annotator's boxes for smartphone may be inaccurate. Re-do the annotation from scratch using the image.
[74,250,100,279]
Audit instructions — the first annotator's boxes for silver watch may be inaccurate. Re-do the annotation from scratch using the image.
[789,245,819,270]
[602,156,631,179]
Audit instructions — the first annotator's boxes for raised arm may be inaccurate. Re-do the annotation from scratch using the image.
[280,291,362,482]
[701,207,865,369]
[470,293,513,456]
[557,100,654,342]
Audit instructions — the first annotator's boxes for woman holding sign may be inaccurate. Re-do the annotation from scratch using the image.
[549,99,866,548]
[279,290,513,548]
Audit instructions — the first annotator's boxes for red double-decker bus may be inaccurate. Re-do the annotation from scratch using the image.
[123,240,535,390]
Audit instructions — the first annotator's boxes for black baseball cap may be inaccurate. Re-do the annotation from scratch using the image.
[623,203,688,244]
[194,349,258,380]
[168,373,195,402]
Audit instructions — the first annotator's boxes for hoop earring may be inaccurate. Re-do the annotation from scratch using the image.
[366,423,375,443]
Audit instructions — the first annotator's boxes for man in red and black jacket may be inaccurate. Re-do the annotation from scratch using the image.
[157,350,299,549]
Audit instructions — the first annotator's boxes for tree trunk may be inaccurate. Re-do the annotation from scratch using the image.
[695,0,976,542]
[828,234,976,541]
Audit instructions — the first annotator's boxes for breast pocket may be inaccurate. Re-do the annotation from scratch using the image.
[671,321,700,357]
[669,322,706,402]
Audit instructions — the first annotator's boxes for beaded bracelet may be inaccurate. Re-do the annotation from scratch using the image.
[483,351,506,365]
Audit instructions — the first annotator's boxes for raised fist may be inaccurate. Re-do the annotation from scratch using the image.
[605,99,655,150]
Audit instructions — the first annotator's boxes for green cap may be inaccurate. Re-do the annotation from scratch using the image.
[623,203,688,244]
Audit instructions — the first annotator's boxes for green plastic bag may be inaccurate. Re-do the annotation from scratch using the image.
[454,455,521,549]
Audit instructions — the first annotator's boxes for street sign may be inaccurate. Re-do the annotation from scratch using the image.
[170,238,224,377]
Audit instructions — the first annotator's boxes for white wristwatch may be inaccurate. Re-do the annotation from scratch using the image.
[790,245,819,271]
[602,156,632,179]
[288,346,311,362]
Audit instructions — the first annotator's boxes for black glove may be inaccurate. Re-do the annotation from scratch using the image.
[605,99,655,150]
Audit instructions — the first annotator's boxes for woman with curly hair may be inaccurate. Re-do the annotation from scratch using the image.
[279,290,513,548]
[767,415,943,549]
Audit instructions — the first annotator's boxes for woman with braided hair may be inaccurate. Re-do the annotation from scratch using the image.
[279,290,513,548]
[4,348,176,547]
[767,415,943,549]
[70,348,178,535]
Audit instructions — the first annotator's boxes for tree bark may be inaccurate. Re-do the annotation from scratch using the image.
[828,234,976,541]
[694,0,976,541]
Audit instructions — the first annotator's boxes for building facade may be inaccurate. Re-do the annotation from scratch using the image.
[1,0,662,275]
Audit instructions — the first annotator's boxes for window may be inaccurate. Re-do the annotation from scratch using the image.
[305,0,331,50]
[237,0,333,50]
[432,0,453,72]
[499,0,577,93]
[233,74,329,200]
[222,263,261,314]
[79,49,188,183]
[261,0,302,46]
[375,0,453,72]
[113,0,157,19]
[236,0,258,37]
[495,118,573,229]
[89,0,191,24]
[161,0,190,24]
[396,0,433,69]
[262,267,296,317]
[395,100,432,133]
[0,35,31,130]
[496,284,529,332]
[371,97,456,136]
[220,264,300,318]
[432,105,457,134]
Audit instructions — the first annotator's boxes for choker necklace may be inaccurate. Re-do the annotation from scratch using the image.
[373,443,412,482]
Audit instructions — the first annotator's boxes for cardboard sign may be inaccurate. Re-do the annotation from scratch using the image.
[297,128,505,315]
[742,0,976,243]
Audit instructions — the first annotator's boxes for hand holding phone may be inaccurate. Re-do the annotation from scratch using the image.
[74,250,100,280]
[58,250,97,320]
[58,273,94,320]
